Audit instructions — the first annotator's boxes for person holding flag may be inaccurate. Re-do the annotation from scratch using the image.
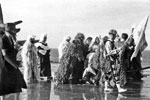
[130,15,149,79]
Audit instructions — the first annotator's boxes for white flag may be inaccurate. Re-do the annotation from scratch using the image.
[131,15,149,60]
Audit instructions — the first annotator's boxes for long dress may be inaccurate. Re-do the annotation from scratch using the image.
[1,34,27,95]
[36,42,51,77]
[22,41,40,83]
[0,36,8,95]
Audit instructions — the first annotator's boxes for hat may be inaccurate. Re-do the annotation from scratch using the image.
[0,20,22,33]
[109,29,117,35]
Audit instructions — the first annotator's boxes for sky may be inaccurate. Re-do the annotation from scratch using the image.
[1,0,150,49]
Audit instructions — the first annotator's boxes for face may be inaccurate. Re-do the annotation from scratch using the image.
[30,38,35,43]
[68,39,71,42]
[109,34,116,40]
[95,38,100,44]
[85,39,92,45]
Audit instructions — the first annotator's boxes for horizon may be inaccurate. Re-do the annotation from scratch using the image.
[1,0,150,49]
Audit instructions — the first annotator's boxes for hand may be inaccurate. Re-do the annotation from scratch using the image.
[129,46,134,50]
[116,48,121,53]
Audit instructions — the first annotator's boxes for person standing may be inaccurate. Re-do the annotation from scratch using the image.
[36,33,52,81]
[55,33,85,84]
[104,29,127,92]
[58,35,71,61]
[83,37,92,57]
[83,37,92,69]
[0,21,27,100]
[0,31,8,99]
[22,35,40,83]
[89,36,100,52]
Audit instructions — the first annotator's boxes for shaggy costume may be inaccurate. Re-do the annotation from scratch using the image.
[55,33,85,84]
[22,36,40,83]
[58,36,71,61]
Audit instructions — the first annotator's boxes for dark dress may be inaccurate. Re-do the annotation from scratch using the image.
[37,42,51,77]
[0,37,7,95]
[0,34,27,96]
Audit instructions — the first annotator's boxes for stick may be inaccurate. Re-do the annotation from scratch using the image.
[127,66,150,72]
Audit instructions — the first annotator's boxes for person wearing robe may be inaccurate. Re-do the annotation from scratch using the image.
[104,29,127,93]
[36,33,52,81]
[58,35,71,61]
[0,21,27,100]
[22,35,40,83]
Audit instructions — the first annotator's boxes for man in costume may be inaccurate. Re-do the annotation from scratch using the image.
[55,33,85,84]
[36,33,52,81]
[22,35,40,83]
[58,35,71,61]
[104,29,127,92]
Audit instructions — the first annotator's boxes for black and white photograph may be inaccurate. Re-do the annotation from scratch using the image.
[0,0,150,100]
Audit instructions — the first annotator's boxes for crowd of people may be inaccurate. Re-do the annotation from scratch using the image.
[0,21,144,100]
[56,29,143,93]
[22,33,52,84]
[0,21,52,99]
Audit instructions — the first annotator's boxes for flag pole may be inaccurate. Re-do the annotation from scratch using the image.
[0,4,4,24]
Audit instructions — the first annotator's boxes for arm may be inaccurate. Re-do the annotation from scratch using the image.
[2,49,18,69]
[105,41,118,55]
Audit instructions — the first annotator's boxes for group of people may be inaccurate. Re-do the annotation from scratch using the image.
[0,20,52,100]
[56,29,143,93]
[21,33,52,84]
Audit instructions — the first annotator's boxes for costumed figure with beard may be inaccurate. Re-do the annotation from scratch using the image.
[55,33,85,84]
